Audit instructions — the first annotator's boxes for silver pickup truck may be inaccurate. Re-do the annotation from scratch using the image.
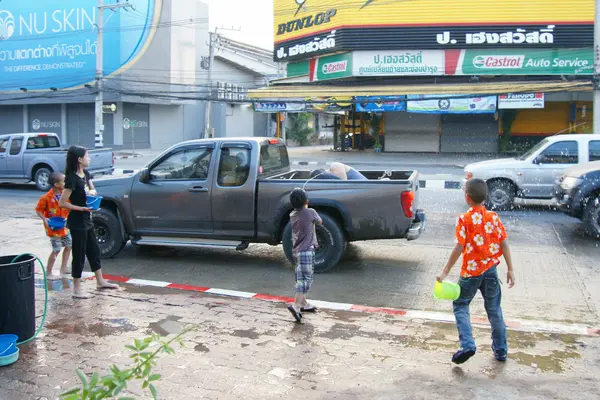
[92,137,426,273]
[0,132,114,191]
[465,134,600,210]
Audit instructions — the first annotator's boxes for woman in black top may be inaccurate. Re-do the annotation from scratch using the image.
[59,145,118,299]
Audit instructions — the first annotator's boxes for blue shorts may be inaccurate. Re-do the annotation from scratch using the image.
[295,250,315,294]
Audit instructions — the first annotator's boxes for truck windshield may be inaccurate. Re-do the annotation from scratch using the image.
[27,135,60,149]
[260,144,289,175]
[519,138,550,160]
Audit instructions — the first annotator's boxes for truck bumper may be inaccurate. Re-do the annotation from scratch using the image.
[407,209,426,241]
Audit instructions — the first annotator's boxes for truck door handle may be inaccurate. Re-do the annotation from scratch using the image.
[189,186,209,193]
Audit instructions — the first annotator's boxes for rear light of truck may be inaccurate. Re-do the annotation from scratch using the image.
[401,191,415,219]
[268,139,280,145]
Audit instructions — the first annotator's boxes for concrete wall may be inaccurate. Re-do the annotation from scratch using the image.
[225,104,255,137]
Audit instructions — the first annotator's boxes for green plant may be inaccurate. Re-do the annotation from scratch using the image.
[499,110,519,152]
[370,113,383,148]
[60,327,192,400]
[287,113,314,146]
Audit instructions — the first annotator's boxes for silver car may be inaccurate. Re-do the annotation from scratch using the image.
[464,134,600,210]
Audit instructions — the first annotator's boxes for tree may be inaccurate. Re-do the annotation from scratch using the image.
[287,113,314,146]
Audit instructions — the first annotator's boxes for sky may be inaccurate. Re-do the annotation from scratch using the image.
[203,0,274,50]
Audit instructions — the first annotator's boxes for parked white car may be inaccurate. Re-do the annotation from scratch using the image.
[464,134,600,210]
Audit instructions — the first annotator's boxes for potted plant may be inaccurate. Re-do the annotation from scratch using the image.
[370,113,383,153]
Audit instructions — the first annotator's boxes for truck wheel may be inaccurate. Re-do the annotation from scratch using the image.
[486,180,516,211]
[282,213,346,273]
[583,196,600,238]
[93,208,127,258]
[34,168,52,191]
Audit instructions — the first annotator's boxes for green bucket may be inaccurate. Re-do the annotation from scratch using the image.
[434,280,461,301]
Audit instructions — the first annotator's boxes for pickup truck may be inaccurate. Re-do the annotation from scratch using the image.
[554,161,600,238]
[464,134,600,210]
[91,137,425,273]
[0,132,114,191]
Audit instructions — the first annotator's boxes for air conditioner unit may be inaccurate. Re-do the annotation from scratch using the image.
[226,83,232,100]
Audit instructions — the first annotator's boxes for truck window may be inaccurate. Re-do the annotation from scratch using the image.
[590,141,600,162]
[150,147,212,181]
[218,147,251,187]
[260,144,289,175]
[26,135,60,149]
[537,141,578,164]
[0,138,8,153]
[9,138,23,155]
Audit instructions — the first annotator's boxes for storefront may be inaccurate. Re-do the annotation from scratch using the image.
[260,0,595,153]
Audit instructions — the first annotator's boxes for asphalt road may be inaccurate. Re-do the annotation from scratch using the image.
[2,182,598,325]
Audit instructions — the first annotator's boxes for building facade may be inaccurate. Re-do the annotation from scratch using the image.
[250,0,594,153]
[0,0,278,150]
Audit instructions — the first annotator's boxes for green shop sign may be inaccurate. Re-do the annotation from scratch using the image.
[458,48,592,75]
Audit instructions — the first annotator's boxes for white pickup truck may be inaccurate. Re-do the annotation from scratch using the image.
[464,134,600,210]
[0,132,114,191]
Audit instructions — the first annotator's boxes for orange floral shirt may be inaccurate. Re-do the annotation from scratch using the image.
[35,189,70,238]
[455,206,507,278]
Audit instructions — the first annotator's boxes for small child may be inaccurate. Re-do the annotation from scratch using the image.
[437,178,516,364]
[287,188,322,322]
[35,172,72,280]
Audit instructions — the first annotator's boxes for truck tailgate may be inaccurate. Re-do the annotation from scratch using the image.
[88,149,114,175]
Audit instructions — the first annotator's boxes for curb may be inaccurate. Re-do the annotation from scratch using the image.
[99,274,599,337]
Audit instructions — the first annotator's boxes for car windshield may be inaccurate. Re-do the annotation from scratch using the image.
[519,138,550,160]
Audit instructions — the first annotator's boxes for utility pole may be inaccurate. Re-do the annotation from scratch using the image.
[203,30,217,139]
[595,0,600,134]
[95,0,131,148]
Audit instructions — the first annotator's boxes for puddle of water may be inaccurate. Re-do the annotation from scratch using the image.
[509,350,581,373]
[148,316,182,336]
[231,329,260,340]
[45,318,137,337]
[194,343,210,353]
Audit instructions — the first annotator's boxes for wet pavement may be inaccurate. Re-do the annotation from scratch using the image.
[1,281,600,399]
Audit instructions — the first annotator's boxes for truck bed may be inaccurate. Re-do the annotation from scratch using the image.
[256,169,420,242]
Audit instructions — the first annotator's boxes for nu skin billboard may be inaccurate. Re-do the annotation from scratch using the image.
[0,0,161,91]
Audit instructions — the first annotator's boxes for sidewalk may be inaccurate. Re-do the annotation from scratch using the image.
[1,279,599,399]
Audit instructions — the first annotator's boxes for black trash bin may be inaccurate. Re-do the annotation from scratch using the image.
[0,255,36,342]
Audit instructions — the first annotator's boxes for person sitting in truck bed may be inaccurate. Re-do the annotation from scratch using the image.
[310,169,342,180]
[329,162,368,180]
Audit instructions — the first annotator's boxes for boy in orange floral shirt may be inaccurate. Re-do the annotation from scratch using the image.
[35,172,72,280]
[437,178,516,364]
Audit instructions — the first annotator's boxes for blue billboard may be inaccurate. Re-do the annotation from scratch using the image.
[0,0,161,92]
[355,96,406,112]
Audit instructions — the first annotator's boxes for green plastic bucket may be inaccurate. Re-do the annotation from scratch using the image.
[434,280,461,301]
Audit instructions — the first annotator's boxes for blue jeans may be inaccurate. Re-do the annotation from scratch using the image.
[453,266,507,354]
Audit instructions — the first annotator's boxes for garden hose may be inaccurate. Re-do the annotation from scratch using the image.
[10,253,48,345]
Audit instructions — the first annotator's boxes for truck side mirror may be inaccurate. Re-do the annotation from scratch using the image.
[139,167,150,183]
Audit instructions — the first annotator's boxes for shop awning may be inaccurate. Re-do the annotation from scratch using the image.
[248,80,592,101]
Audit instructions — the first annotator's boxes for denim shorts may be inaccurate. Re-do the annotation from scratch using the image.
[50,234,72,252]
[295,250,315,294]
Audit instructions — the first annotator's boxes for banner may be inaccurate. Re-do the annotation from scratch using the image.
[407,95,497,114]
[498,93,545,109]
[309,53,353,81]
[355,96,406,112]
[353,51,444,76]
[452,48,593,75]
[254,102,305,112]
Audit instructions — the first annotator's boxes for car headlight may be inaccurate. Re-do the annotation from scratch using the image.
[560,176,581,190]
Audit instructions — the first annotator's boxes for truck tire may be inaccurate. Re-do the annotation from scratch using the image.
[486,180,516,211]
[282,213,346,273]
[93,208,127,258]
[34,167,52,191]
[583,196,600,239]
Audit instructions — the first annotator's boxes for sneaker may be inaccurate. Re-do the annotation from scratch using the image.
[452,349,476,365]
[301,304,317,313]
[287,305,302,323]
[492,344,507,362]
